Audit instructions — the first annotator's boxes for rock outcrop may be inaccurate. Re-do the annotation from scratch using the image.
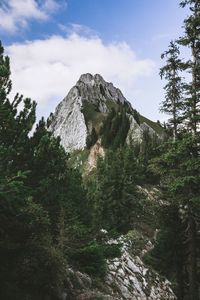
[48,86,88,151]
[87,140,105,171]
[48,73,162,152]
[64,235,176,300]
[105,250,175,300]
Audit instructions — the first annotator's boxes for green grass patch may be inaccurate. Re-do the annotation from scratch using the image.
[68,149,90,172]
[139,114,164,135]
[106,99,118,111]
[81,101,106,134]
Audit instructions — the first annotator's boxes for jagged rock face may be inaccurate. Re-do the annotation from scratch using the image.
[106,250,176,300]
[126,115,143,144]
[77,73,131,111]
[63,237,176,300]
[48,86,88,151]
[49,73,161,152]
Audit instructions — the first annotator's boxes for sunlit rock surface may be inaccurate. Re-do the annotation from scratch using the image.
[49,73,160,152]
[64,236,176,300]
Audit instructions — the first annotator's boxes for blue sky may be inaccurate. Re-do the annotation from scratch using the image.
[0,0,189,121]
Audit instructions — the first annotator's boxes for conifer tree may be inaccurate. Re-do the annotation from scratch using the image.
[0,40,123,298]
[160,41,185,140]
[0,42,66,300]
[90,147,145,233]
[150,135,200,300]
[178,0,200,135]
[149,3,200,299]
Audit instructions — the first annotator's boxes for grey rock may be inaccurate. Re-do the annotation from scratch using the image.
[49,73,160,152]
[64,236,176,300]
[49,86,87,152]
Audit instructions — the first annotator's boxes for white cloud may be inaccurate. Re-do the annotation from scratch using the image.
[59,23,97,37]
[42,0,62,12]
[0,0,65,33]
[6,34,155,118]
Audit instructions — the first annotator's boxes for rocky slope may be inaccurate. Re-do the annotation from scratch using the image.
[48,73,163,152]
[64,234,176,300]
[48,74,175,300]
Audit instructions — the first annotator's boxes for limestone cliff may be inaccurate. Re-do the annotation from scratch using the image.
[48,73,163,152]
[64,233,176,300]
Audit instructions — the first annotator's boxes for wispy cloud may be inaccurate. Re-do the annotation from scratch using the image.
[0,0,67,33]
[7,34,155,118]
[59,23,97,37]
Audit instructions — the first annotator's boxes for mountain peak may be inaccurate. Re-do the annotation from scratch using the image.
[78,73,105,85]
[76,73,130,108]
[78,73,94,84]
[48,74,162,152]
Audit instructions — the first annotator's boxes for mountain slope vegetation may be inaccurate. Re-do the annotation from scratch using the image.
[0,1,199,299]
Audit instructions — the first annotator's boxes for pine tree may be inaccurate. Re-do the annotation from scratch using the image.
[89,147,145,233]
[149,3,200,298]
[147,203,185,299]
[0,42,67,300]
[150,135,200,300]
[160,41,185,140]
[0,40,124,298]
[0,41,36,176]
[178,2,200,298]
[178,0,200,135]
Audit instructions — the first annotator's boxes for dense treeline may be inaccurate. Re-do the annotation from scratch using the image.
[0,43,123,300]
[100,106,130,149]
[0,1,199,299]
[87,147,144,233]
[0,39,160,299]
[0,42,90,299]
[146,1,200,299]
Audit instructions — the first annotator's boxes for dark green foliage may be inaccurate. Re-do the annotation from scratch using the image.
[145,204,185,298]
[149,134,200,299]
[102,243,121,259]
[70,242,107,277]
[100,106,130,149]
[1,1,199,294]
[0,41,107,299]
[87,147,147,233]
[133,109,140,125]
[69,241,121,277]
[156,120,161,126]
[0,41,127,299]
[0,168,67,300]
[160,41,185,140]
[81,100,101,127]
[0,43,68,298]
[99,108,115,146]
[139,114,164,135]
[86,127,98,148]
[178,0,200,135]
[29,118,70,241]
[145,3,200,299]
[139,129,161,184]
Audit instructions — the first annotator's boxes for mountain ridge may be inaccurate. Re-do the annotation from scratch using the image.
[48,73,163,152]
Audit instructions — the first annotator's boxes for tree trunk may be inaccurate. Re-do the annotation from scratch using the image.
[191,43,198,136]
[176,260,185,300]
[172,68,178,141]
[187,211,199,300]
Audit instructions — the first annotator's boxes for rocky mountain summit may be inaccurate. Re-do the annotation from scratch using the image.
[48,73,163,152]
